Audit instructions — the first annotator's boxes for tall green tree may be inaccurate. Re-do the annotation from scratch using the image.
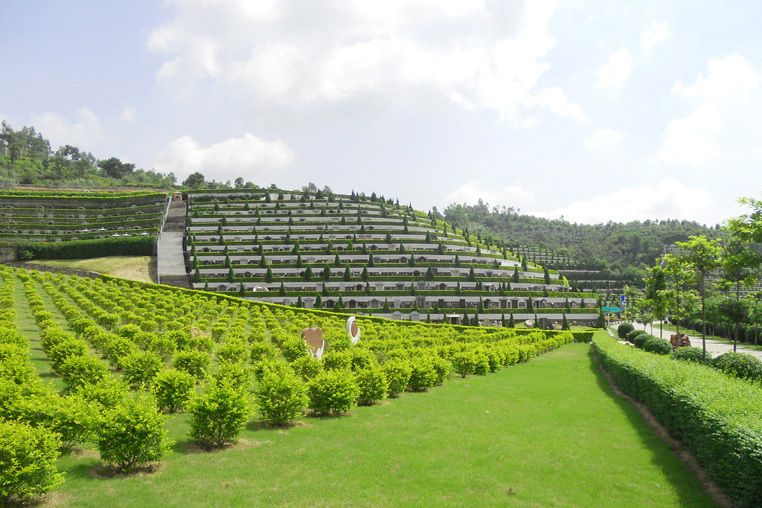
[674,235,723,361]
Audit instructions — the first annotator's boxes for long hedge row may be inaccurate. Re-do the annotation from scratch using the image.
[593,335,762,506]
[16,236,156,259]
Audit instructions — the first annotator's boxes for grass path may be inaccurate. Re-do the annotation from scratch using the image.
[51,343,715,507]
[12,275,64,390]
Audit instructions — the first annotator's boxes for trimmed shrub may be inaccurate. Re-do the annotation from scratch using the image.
[75,378,129,411]
[189,382,251,448]
[0,420,63,503]
[148,335,176,362]
[252,359,293,382]
[15,391,95,448]
[671,346,705,363]
[322,351,352,371]
[617,323,634,339]
[0,344,36,384]
[633,334,649,349]
[173,350,209,381]
[280,336,309,363]
[104,336,136,368]
[472,352,490,376]
[213,362,252,391]
[430,356,452,384]
[249,341,278,364]
[48,338,88,373]
[59,355,109,391]
[254,370,308,426]
[381,360,411,398]
[643,336,672,355]
[216,339,250,365]
[0,328,26,348]
[407,358,437,392]
[152,369,195,413]
[625,329,648,344]
[713,353,762,383]
[96,395,170,472]
[355,367,388,405]
[348,348,378,372]
[291,355,323,381]
[307,369,359,416]
[452,351,476,378]
[121,351,163,389]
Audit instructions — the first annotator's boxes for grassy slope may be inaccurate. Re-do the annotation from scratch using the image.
[31,256,157,283]
[51,342,714,507]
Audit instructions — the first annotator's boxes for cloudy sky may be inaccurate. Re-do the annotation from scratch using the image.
[2,0,761,225]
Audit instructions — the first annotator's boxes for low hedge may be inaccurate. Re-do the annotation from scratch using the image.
[16,236,156,259]
[593,335,762,506]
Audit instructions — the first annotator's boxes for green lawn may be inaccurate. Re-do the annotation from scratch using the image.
[49,342,715,507]
[30,256,157,283]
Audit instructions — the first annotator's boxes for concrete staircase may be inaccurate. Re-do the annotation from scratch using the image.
[157,196,189,287]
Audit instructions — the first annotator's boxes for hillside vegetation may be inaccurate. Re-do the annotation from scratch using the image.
[444,201,718,274]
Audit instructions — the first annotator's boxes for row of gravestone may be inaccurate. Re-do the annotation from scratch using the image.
[301,316,360,359]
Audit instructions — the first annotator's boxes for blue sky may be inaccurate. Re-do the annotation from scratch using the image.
[2,0,760,225]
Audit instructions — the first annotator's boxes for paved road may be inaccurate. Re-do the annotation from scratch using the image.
[637,321,762,361]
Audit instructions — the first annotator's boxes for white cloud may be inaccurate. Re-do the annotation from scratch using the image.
[529,87,586,122]
[672,54,758,103]
[597,48,632,90]
[32,108,101,150]
[154,133,295,182]
[641,21,669,52]
[655,106,722,164]
[445,181,536,210]
[148,0,567,120]
[655,55,759,165]
[119,107,136,123]
[585,128,621,150]
[534,178,714,224]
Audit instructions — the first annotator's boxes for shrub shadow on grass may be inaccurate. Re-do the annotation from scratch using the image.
[587,347,725,508]
[88,462,161,479]
[172,437,268,455]
[245,419,311,433]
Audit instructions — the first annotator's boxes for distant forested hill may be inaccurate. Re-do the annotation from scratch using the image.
[443,201,719,274]
[0,121,179,189]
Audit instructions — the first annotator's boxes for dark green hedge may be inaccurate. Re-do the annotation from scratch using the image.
[17,236,156,260]
[594,335,762,506]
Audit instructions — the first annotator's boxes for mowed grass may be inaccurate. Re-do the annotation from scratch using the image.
[31,256,156,283]
[50,343,715,507]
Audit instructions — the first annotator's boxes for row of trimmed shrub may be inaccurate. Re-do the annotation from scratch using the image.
[0,271,66,503]
[618,323,762,384]
[594,334,762,506]
[16,235,156,259]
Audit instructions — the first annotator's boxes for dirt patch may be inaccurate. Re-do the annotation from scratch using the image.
[593,352,732,508]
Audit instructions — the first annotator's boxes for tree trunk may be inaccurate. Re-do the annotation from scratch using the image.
[701,274,707,363]
[734,283,740,353]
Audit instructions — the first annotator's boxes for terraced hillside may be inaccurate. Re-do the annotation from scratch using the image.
[0,189,167,258]
[186,190,599,325]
